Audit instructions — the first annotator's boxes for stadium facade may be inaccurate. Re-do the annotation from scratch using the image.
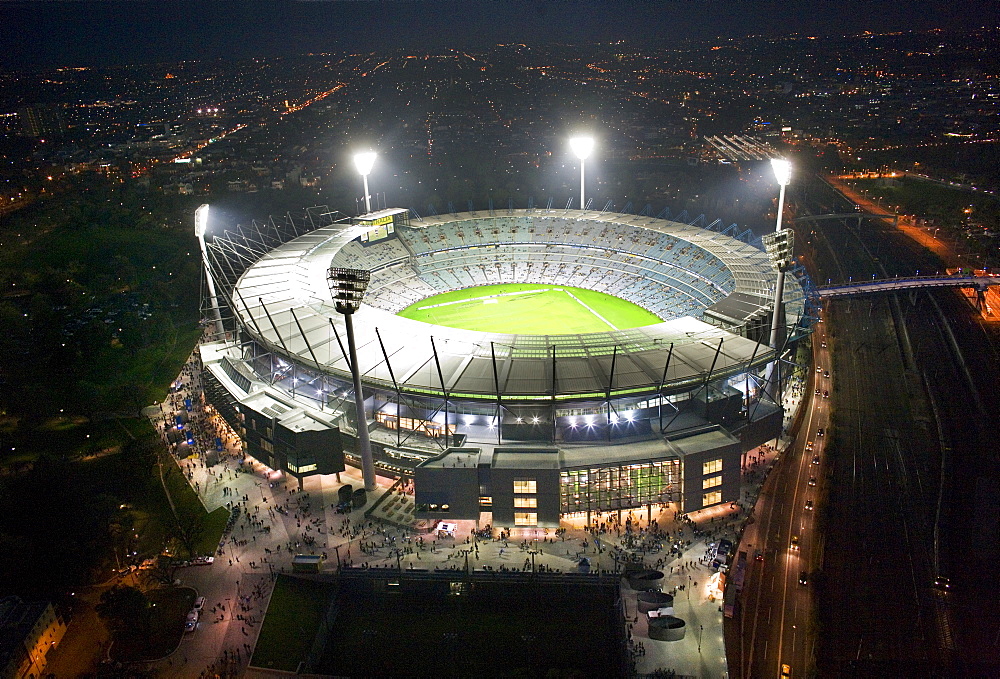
[198,206,815,527]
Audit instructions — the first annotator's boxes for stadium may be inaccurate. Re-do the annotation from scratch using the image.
[198,205,815,527]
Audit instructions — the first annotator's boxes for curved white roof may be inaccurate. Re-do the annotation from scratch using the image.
[231,210,796,400]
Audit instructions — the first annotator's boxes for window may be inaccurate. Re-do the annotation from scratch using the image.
[514,512,538,526]
[703,458,722,475]
[514,497,538,509]
[260,440,273,453]
[479,496,493,508]
[703,475,722,490]
[703,491,722,506]
[513,479,537,494]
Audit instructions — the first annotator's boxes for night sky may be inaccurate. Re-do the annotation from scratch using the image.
[2,0,995,68]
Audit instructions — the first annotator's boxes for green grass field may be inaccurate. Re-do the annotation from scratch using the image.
[397,283,662,334]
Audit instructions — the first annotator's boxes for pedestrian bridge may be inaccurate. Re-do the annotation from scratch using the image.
[792,212,898,226]
[817,274,1000,299]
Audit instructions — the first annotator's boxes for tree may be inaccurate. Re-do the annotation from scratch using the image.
[173,506,206,559]
[95,585,151,634]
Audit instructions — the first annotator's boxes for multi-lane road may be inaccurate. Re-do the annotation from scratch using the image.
[728,172,1000,677]
[729,321,832,679]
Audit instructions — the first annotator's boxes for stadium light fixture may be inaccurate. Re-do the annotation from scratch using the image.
[771,157,792,187]
[353,151,377,215]
[194,204,224,338]
[766,158,793,401]
[570,136,594,209]
[326,266,377,492]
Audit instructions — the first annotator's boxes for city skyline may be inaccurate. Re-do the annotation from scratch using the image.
[3,0,997,68]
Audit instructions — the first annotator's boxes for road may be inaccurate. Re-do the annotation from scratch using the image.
[728,171,1000,677]
[795,176,999,674]
[729,321,832,679]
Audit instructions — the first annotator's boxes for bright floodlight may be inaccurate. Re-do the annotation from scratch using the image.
[354,151,377,177]
[353,151,377,214]
[771,158,792,186]
[194,204,209,237]
[570,136,595,160]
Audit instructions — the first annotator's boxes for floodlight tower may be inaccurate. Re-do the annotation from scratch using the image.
[354,151,377,215]
[327,267,377,492]
[763,158,793,401]
[194,204,225,338]
[570,136,594,210]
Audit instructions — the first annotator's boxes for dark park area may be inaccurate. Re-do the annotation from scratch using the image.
[314,571,626,678]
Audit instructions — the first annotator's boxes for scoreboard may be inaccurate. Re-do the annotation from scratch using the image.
[357,208,409,245]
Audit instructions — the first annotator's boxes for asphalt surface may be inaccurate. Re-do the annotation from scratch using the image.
[795,177,999,676]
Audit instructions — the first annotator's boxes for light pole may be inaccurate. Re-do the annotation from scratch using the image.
[763,159,793,402]
[354,151,377,215]
[327,267,377,492]
[195,204,225,338]
[570,136,594,210]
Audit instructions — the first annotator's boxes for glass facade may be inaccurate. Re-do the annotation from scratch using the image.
[513,479,537,494]
[514,512,538,526]
[559,460,680,515]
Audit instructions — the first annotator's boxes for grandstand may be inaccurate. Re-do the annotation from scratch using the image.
[198,207,813,522]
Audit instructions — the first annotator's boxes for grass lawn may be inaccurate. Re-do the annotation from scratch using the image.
[158,452,229,557]
[109,586,195,662]
[317,577,620,678]
[251,575,333,671]
[398,283,662,334]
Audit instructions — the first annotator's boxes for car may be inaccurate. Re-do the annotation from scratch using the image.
[817,427,824,437]
[823,390,829,398]
[934,577,951,591]
[816,366,822,373]
[823,370,830,378]
[821,341,827,348]
[193,596,206,611]
[790,535,800,550]
[781,663,792,678]
[805,440,814,450]
[805,500,814,510]
[815,388,821,395]
[184,610,199,632]
[191,556,214,566]
[799,572,809,586]
[754,551,764,562]
[812,455,821,465]
[808,477,817,487]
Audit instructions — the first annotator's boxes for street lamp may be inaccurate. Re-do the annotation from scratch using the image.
[327,267,377,492]
[570,136,594,209]
[763,158,793,402]
[195,204,225,338]
[353,151,377,215]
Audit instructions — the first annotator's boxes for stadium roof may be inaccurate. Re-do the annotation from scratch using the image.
[227,210,788,401]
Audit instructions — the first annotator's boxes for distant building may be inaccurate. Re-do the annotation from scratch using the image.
[17,106,66,139]
[0,596,67,679]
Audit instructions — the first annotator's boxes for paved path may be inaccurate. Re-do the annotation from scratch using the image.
[123,340,804,678]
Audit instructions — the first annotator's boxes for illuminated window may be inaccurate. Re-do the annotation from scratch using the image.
[703,475,722,490]
[479,496,493,508]
[260,440,273,453]
[514,512,538,526]
[703,491,722,506]
[297,464,317,474]
[703,458,722,475]
[513,479,537,494]
[514,497,538,509]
